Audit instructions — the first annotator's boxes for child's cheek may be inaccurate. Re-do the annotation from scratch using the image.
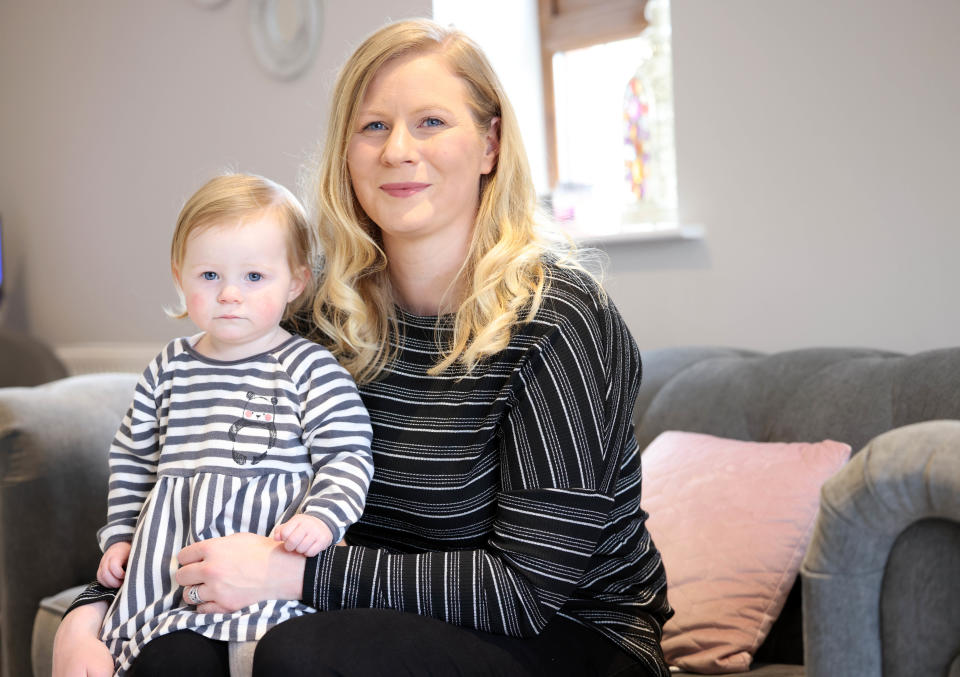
[250,295,285,321]
[185,292,211,315]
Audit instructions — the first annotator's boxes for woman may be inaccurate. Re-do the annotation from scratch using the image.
[54,18,672,677]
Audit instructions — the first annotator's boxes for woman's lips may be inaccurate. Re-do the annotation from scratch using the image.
[380,182,430,198]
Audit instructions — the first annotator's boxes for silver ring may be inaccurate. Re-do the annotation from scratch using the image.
[186,585,203,606]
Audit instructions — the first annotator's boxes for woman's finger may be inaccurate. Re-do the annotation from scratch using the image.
[174,561,204,587]
[184,583,208,607]
[196,602,229,615]
[176,540,206,566]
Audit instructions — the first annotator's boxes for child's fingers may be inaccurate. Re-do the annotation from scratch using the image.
[98,566,120,588]
[283,526,306,552]
[110,559,126,579]
[295,534,317,555]
[302,539,323,557]
[273,518,300,541]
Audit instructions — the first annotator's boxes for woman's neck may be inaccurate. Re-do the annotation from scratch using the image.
[383,231,471,316]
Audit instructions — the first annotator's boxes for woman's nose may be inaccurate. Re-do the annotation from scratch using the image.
[381,125,416,165]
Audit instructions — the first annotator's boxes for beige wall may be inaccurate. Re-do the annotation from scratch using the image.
[604,0,958,353]
[0,0,430,348]
[1,0,957,356]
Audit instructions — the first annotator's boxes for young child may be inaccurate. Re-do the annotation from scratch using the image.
[95,174,373,675]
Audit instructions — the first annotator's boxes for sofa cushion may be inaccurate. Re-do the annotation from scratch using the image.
[642,431,850,674]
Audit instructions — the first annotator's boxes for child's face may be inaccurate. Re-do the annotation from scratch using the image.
[174,211,307,359]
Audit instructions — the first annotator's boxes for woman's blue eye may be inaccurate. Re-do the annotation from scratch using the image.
[246,272,263,282]
[423,117,444,128]
[363,121,387,132]
[202,272,218,281]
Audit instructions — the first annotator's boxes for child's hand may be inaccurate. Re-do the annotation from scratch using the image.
[97,541,132,588]
[271,514,333,557]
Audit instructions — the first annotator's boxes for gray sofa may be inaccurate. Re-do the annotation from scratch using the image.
[2,346,959,677]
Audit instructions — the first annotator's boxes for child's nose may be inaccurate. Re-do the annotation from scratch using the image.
[218,284,242,303]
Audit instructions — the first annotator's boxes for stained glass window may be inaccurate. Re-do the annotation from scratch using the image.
[549,0,677,237]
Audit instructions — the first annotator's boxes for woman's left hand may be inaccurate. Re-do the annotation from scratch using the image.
[175,532,306,614]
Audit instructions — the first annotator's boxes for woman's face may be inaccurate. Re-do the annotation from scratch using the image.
[346,51,499,247]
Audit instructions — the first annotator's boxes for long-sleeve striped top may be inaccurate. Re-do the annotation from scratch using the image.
[301,263,672,675]
[97,334,373,551]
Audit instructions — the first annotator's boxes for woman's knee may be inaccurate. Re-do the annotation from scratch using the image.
[253,615,337,674]
[253,610,441,676]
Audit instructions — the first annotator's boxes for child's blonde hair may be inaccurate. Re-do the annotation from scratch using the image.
[168,173,317,321]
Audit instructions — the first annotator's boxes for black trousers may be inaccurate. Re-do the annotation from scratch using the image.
[128,608,658,677]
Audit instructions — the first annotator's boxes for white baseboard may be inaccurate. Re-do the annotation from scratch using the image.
[54,342,163,376]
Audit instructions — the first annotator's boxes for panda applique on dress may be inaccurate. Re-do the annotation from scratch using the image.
[229,392,279,465]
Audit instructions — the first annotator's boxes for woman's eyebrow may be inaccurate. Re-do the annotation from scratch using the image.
[356,104,454,117]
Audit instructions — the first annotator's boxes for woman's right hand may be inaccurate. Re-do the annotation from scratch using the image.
[52,601,114,677]
[176,532,306,614]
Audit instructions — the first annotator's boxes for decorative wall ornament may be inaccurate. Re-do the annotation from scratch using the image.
[248,0,323,81]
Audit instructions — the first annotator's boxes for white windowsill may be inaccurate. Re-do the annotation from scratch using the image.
[573,223,706,246]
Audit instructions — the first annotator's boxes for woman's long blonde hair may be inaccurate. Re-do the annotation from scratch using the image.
[307,19,575,384]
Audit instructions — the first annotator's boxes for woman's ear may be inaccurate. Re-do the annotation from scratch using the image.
[480,117,501,175]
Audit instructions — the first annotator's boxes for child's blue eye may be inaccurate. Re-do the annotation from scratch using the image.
[202,272,218,280]
[246,272,263,282]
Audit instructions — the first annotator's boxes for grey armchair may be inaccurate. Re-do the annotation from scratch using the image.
[1,346,959,677]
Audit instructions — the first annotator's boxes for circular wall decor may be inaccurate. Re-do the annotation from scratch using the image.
[248,0,323,81]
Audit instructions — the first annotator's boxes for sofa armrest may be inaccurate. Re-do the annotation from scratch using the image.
[800,420,960,677]
[0,373,136,677]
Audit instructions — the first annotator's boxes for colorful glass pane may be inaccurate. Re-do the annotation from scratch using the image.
[624,73,652,200]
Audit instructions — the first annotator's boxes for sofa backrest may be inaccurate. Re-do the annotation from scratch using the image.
[634,346,960,454]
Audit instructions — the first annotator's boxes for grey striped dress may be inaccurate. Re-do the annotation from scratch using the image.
[97,335,373,675]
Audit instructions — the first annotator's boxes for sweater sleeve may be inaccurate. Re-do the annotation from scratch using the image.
[302,293,637,637]
[297,351,374,544]
[96,362,162,552]
[62,582,118,619]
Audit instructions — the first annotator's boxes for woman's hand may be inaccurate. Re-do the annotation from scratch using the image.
[175,532,306,614]
[52,601,114,677]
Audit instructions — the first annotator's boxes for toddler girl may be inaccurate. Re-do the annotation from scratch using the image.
[95,173,373,675]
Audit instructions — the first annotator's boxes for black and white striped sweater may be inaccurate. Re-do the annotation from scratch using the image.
[304,264,672,674]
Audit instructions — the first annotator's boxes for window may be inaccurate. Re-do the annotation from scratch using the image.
[434,0,689,241]
[539,0,681,239]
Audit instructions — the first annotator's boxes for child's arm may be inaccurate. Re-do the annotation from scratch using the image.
[96,366,162,553]
[96,541,132,588]
[296,350,374,547]
[271,514,333,557]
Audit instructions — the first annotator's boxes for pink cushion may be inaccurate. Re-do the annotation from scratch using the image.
[642,431,851,674]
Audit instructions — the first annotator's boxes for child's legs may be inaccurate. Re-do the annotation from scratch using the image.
[126,630,229,677]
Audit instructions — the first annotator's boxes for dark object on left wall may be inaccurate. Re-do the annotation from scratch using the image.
[0,329,69,387]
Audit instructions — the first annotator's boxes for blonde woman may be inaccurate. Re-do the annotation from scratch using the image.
[54,19,672,677]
